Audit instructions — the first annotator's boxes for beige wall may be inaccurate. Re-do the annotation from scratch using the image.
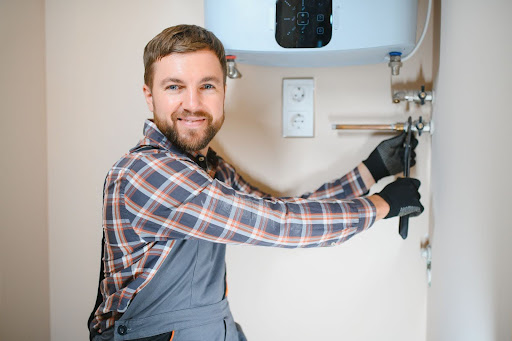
[428,1,512,340]
[0,0,50,340]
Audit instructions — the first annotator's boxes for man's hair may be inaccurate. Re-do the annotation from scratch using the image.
[143,25,227,88]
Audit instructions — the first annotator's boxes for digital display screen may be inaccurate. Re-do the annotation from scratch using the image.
[275,0,332,48]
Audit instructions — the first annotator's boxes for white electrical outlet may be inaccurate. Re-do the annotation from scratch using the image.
[282,78,314,137]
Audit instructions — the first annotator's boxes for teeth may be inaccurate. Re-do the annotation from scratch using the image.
[180,118,204,122]
[177,117,205,124]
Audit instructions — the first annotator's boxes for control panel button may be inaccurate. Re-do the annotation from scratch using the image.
[297,12,309,25]
[275,0,332,48]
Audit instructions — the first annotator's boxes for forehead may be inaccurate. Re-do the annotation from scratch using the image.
[152,50,223,81]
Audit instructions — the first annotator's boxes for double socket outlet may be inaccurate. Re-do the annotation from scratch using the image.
[282,78,314,137]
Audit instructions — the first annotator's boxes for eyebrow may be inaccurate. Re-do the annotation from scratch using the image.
[200,76,222,84]
[160,76,222,87]
[160,77,184,86]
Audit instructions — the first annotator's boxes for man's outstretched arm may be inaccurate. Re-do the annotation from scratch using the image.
[116,153,422,248]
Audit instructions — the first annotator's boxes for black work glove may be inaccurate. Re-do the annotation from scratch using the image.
[363,133,418,182]
[377,178,424,219]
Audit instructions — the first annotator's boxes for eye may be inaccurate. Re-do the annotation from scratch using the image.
[166,84,180,90]
[203,84,215,90]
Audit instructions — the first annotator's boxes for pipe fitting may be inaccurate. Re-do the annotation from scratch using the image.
[388,52,403,76]
[226,55,242,79]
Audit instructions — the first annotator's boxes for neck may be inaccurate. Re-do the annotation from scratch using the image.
[190,146,209,157]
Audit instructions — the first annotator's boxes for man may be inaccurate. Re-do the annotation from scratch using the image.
[88,25,423,341]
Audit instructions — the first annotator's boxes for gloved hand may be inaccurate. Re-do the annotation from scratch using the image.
[377,178,424,219]
[363,133,418,182]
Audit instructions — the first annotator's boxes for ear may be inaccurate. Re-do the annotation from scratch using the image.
[142,84,154,112]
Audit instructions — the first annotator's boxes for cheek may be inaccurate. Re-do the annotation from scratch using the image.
[209,96,225,115]
[153,93,180,113]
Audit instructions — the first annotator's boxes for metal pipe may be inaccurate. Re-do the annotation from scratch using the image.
[332,124,402,131]
[332,119,433,135]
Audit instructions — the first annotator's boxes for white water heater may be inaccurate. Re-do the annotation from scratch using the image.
[204,0,418,67]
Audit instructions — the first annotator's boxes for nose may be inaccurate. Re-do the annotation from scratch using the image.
[182,88,202,113]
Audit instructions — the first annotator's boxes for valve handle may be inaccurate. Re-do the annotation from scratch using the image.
[416,116,424,136]
[418,85,426,105]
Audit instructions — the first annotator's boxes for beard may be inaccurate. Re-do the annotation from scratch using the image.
[154,109,224,153]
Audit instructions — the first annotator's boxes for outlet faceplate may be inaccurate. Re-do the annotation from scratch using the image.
[282,78,314,137]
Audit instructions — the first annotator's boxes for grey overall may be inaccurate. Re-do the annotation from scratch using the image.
[92,239,246,341]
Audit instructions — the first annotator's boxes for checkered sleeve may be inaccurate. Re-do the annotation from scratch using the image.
[300,166,370,200]
[217,158,369,201]
[215,158,271,198]
[124,153,376,248]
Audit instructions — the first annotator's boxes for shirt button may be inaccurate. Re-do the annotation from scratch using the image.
[198,156,205,162]
[117,325,127,335]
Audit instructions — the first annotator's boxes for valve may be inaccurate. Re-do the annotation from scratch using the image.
[393,85,433,104]
[415,116,425,136]
[418,85,427,105]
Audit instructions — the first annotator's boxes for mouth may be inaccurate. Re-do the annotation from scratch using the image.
[177,116,207,128]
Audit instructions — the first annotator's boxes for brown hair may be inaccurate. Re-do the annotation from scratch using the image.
[143,25,227,88]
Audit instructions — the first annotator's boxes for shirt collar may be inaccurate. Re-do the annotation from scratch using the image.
[141,119,173,151]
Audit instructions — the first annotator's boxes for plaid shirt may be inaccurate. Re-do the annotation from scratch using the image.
[92,120,376,332]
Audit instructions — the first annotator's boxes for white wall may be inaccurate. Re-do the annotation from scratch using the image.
[0,1,50,340]
[43,1,433,340]
[428,1,512,340]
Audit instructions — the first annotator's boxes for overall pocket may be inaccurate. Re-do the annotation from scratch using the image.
[129,330,175,341]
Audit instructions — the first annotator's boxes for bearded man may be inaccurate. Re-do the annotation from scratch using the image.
[88,24,423,341]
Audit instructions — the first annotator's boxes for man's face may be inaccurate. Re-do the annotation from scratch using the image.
[143,49,226,155]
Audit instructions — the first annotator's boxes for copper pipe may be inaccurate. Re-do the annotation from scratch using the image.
[332,123,405,131]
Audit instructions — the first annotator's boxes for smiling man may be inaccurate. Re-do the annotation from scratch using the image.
[88,25,423,341]
[144,49,225,156]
